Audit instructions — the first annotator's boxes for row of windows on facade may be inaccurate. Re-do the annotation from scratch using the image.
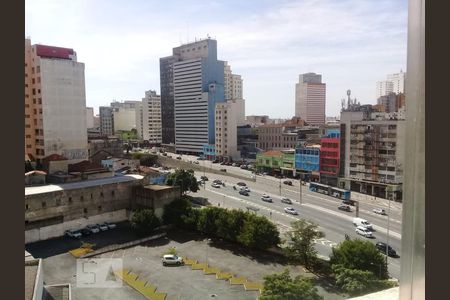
[180,45,207,53]
[259,136,297,142]
[25,190,117,211]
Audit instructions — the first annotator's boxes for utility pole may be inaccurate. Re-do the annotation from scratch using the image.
[355,200,359,217]
[279,177,282,196]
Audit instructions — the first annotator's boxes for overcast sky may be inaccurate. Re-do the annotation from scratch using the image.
[25,0,407,118]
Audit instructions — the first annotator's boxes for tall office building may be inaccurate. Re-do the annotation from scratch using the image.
[295,72,326,125]
[160,38,225,154]
[86,107,95,129]
[136,90,162,144]
[25,38,88,162]
[99,106,114,137]
[376,81,394,99]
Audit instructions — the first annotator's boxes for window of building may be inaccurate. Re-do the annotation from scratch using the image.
[98,205,102,212]
[83,208,88,214]
[111,190,115,196]
[36,66,40,73]
[42,201,46,208]
[68,197,72,203]
[91,193,93,199]
[80,195,84,201]
[32,89,36,95]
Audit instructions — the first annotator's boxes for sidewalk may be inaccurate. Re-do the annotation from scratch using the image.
[350,191,402,211]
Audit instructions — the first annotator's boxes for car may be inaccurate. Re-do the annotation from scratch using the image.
[239,190,249,196]
[213,179,222,184]
[103,221,117,229]
[375,242,398,257]
[262,172,268,176]
[64,229,82,239]
[176,156,182,160]
[237,182,247,186]
[197,157,204,160]
[281,197,292,204]
[355,226,373,238]
[284,207,298,215]
[201,176,209,181]
[85,224,100,233]
[338,204,351,212]
[342,199,355,206]
[162,153,167,156]
[97,223,109,231]
[212,159,219,163]
[193,161,199,164]
[373,208,387,215]
[167,155,172,158]
[82,228,94,236]
[220,162,226,165]
[261,194,273,202]
[283,180,293,186]
[162,254,184,266]
[353,218,373,230]
[232,163,237,167]
[240,165,248,169]
[211,183,221,188]
[240,186,250,192]
[220,168,227,172]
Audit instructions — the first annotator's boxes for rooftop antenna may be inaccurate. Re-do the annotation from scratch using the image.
[347,89,351,107]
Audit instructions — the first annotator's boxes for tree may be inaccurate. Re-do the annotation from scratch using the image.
[260,269,323,300]
[139,154,158,166]
[215,209,247,242]
[166,169,199,194]
[131,209,161,236]
[237,214,281,250]
[330,239,388,279]
[196,206,223,235]
[284,219,325,268]
[162,197,192,227]
[124,143,133,154]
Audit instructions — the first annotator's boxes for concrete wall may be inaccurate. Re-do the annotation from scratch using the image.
[25,209,128,244]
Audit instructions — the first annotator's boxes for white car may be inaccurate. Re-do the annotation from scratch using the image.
[97,223,109,231]
[284,207,298,215]
[86,224,100,234]
[102,222,117,229]
[211,182,221,188]
[356,226,373,238]
[162,254,184,266]
[353,218,373,230]
[64,229,82,239]
[373,208,386,215]
[261,194,273,202]
[281,197,292,204]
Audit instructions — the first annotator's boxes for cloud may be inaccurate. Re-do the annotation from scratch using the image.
[25,0,407,117]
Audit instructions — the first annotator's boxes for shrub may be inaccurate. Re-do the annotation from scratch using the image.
[131,209,161,236]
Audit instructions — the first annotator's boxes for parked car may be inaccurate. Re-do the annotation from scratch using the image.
[86,224,100,234]
[211,182,221,188]
[281,197,292,204]
[240,165,248,169]
[212,159,219,163]
[193,161,199,164]
[176,156,182,160]
[237,182,247,186]
[373,208,386,215]
[64,229,82,239]
[353,218,373,230]
[220,168,227,172]
[213,179,222,184]
[239,190,249,196]
[356,226,373,238]
[220,162,226,165]
[338,204,351,212]
[197,157,204,160]
[283,180,293,186]
[81,228,92,236]
[162,254,184,266]
[375,242,398,257]
[284,207,298,215]
[103,222,117,229]
[201,176,209,181]
[261,194,273,202]
[162,153,167,156]
[97,223,109,231]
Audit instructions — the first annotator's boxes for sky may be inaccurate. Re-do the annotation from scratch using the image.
[25,0,407,118]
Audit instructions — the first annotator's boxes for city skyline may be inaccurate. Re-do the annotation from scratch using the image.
[25,0,407,118]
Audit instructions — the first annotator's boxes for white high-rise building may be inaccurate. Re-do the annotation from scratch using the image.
[111,100,140,132]
[215,101,240,160]
[376,70,406,98]
[295,72,326,125]
[86,107,94,129]
[136,90,162,143]
[25,38,88,161]
[223,61,245,126]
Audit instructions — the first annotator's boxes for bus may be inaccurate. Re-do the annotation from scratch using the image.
[309,182,353,202]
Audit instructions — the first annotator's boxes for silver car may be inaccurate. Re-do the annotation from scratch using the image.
[86,224,100,234]
[162,254,184,266]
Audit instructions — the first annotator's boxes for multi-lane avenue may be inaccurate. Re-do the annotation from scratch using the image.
[156,152,403,279]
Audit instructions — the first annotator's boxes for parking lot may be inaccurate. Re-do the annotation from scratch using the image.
[31,226,344,300]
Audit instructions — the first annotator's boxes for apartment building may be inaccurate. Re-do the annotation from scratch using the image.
[111,100,140,132]
[25,38,88,162]
[215,100,240,160]
[136,90,162,144]
[99,106,114,137]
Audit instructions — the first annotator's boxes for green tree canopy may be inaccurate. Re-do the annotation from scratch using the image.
[166,169,199,194]
[237,214,281,249]
[330,239,388,279]
[131,209,161,236]
[162,197,192,226]
[260,269,323,300]
[284,219,325,268]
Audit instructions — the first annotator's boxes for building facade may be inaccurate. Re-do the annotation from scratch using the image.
[340,108,405,200]
[136,90,162,144]
[160,55,177,145]
[99,106,114,137]
[376,70,406,98]
[376,81,394,99]
[86,107,94,129]
[25,39,88,162]
[215,100,240,160]
[295,145,321,181]
[111,101,140,132]
[295,73,326,125]
[319,130,340,186]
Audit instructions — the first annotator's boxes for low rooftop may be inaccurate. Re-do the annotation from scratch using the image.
[25,174,144,196]
[143,185,174,191]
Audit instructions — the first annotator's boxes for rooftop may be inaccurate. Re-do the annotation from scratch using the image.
[25,259,40,300]
[143,185,174,191]
[25,174,144,196]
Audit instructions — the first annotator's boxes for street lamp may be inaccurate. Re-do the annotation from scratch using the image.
[204,238,212,266]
